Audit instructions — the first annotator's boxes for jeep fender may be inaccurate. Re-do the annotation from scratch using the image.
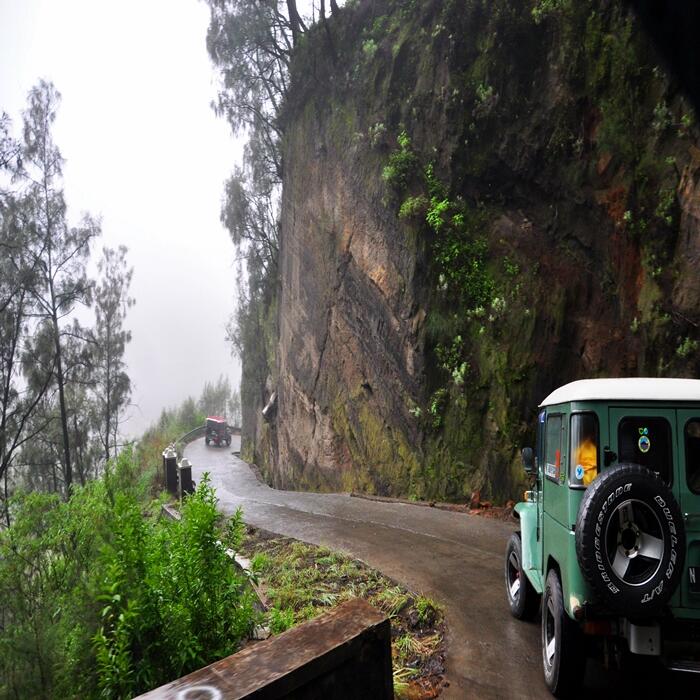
[514,501,542,593]
[543,514,589,619]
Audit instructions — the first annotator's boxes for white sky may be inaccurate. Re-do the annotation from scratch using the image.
[0,0,245,436]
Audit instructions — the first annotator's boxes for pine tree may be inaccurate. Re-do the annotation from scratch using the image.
[18,81,99,494]
[92,246,134,463]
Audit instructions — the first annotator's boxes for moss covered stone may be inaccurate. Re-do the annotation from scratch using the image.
[242,0,700,503]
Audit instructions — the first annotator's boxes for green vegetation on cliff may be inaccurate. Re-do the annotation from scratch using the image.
[211,0,700,502]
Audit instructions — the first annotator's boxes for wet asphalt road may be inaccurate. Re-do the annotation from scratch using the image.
[185,437,697,699]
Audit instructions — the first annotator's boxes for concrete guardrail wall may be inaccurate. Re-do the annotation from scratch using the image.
[134,598,392,700]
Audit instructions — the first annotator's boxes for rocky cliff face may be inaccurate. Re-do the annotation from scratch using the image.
[245,0,700,501]
[273,102,425,493]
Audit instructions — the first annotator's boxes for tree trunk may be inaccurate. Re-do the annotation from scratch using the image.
[330,0,339,13]
[51,311,72,496]
[319,0,336,61]
[105,327,111,463]
[287,0,302,43]
[3,467,9,527]
[72,414,86,486]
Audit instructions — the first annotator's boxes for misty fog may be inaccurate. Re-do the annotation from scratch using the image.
[0,0,243,436]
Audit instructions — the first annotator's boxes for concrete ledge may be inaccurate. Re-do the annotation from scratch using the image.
[134,598,392,699]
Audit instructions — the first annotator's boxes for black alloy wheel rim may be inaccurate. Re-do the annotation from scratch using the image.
[544,593,556,672]
[604,498,664,586]
[507,548,521,604]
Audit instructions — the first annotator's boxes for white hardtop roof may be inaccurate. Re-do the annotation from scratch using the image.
[540,378,700,407]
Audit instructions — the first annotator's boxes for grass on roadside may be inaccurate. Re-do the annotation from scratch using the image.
[239,527,447,699]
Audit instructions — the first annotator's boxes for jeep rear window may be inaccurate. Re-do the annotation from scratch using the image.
[685,419,700,494]
[618,417,672,485]
[570,413,598,488]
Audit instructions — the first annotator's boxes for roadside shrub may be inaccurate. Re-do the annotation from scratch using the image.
[269,607,295,634]
[0,451,253,699]
[414,595,443,626]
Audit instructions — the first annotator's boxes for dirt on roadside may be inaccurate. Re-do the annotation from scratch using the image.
[350,491,519,522]
[239,526,449,699]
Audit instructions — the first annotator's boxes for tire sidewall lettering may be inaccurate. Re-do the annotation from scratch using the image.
[577,466,686,616]
[592,481,633,596]
[594,480,678,602]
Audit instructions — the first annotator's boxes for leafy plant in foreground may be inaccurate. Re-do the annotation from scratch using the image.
[93,474,253,697]
[0,450,254,699]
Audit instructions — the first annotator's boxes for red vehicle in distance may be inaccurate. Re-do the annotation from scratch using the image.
[205,416,231,447]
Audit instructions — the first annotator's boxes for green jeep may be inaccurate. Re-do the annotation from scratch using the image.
[505,378,700,695]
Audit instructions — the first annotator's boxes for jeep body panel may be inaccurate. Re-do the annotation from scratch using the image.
[510,379,700,687]
[605,403,700,615]
[516,493,589,609]
[539,378,700,406]
[514,500,543,593]
[526,384,700,619]
[538,401,596,617]
[542,511,589,616]
[674,408,700,615]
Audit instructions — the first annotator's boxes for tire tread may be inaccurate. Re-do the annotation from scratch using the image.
[543,569,585,697]
[575,463,686,616]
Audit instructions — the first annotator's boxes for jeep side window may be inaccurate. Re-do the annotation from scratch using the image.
[536,410,546,473]
[618,416,672,485]
[544,414,562,484]
[570,413,599,487]
[685,419,700,494]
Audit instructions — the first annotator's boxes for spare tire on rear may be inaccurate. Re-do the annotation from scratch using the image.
[575,463,685,617]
